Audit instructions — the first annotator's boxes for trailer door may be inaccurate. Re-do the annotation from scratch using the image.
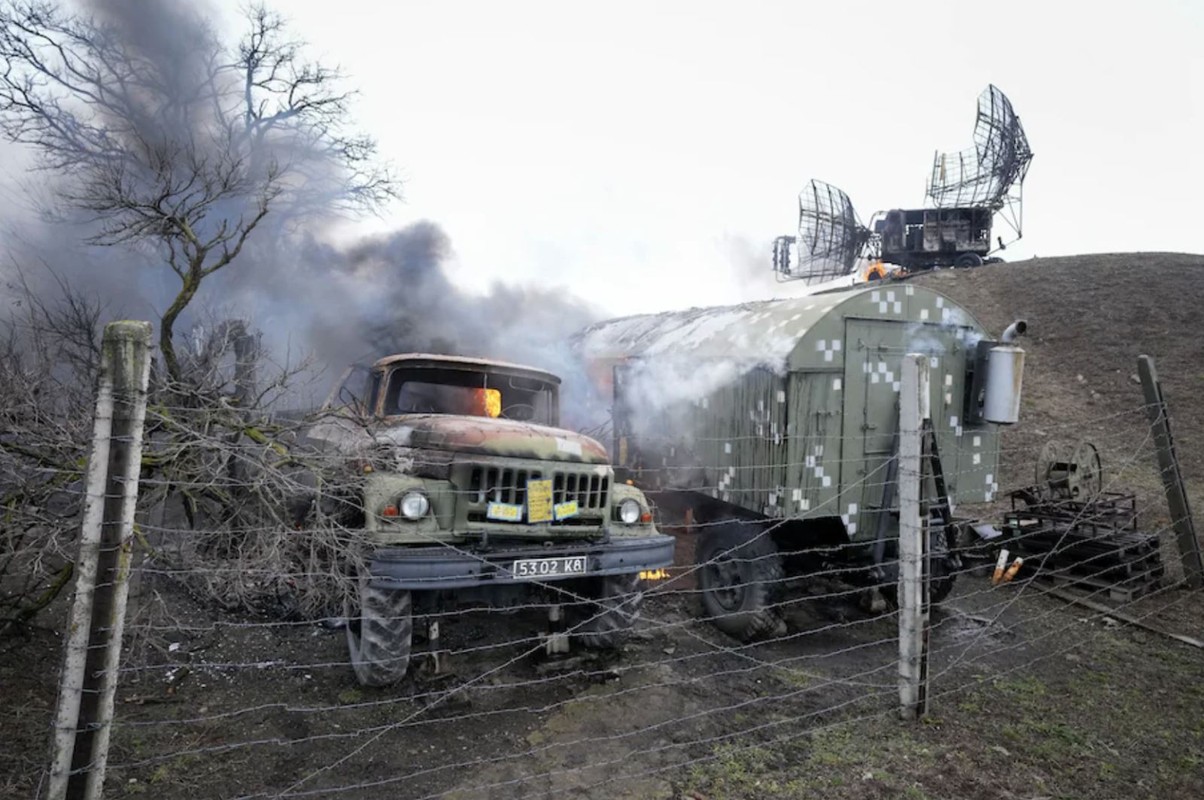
[841,319,963,540]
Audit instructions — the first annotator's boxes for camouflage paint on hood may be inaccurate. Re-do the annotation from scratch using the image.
[373,415,610,464]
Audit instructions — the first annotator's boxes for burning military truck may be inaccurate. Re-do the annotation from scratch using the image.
[300,354,674,686]
[578,286,1026,640]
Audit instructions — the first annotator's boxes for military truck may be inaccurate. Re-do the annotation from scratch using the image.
[301,354,674,686]
[577,285,1025,640]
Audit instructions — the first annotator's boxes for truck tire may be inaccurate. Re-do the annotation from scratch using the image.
[954,252,984,268]
[345,576,412,687]
[697,522,786,642]
[573,573,643,650]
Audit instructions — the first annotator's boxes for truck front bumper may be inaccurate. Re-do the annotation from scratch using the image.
[367,531,675,591]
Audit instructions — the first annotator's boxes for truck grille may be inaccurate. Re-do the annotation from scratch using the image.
[465,466,610,512]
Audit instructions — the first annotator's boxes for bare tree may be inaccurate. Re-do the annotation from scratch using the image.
[0,1,397,381]
[0,271,101,634]
[0,275,361,630]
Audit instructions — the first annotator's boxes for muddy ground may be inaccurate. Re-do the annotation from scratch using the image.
[4,252,1204,798]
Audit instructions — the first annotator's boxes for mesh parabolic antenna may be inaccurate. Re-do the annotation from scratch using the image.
[927,85,1034,214]
[784,179,871,285]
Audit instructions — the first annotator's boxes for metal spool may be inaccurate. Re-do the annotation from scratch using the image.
[1036,441,1064,499]
[1071,440,1103,500]
[1035,439,1102,500]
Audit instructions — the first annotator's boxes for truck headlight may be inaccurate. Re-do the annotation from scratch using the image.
[399,491,430,520]
[618,499,642,524]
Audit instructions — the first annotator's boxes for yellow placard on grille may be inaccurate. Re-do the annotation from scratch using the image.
[526,478,554,523]
[486,502,522,522]
[553,500,579,520]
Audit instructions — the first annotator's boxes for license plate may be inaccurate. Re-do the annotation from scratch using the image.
[511,556,588,579]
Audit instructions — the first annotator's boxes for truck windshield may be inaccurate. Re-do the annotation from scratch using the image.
[381,367,557,425]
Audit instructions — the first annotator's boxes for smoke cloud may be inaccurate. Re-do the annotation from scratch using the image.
[3,200,605,425]
[221,221,605,424]
[0,1,606,429]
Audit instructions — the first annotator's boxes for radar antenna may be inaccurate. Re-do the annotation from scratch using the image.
[927,85,1033,244]
[773,179,870,285]
[772,86,1034,283]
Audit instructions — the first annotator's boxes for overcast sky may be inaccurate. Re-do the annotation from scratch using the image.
[243,1,1196,315]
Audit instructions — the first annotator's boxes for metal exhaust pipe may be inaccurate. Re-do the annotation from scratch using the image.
[1001,319,1028,343]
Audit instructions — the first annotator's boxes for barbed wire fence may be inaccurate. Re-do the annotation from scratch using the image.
[8,322,1203,799]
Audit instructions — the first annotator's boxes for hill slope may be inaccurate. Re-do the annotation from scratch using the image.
[914,252,1204,531]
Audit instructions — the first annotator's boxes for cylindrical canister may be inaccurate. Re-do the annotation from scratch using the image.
[992,548,1010,585]
[983,345,1026,424]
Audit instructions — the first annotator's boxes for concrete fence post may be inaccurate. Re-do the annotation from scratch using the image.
[48,321,153,800]
[898,353,930,720]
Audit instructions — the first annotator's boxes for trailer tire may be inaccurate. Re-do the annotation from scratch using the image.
[345,575,412,687]
[572,572,643,650]
[697,522,786,642]
[954,252,984,268]
[928,520,958,604]
[879,519,958,607]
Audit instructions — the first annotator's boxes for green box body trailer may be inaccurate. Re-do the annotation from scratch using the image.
[577,284,1025,639]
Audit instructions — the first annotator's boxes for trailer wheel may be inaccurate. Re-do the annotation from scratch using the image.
[697,522,785,642]
[879,519,958,606]
[345,574,412,687]
[954,252,984,268]
[928,519,959,604]
[572,572,643,650]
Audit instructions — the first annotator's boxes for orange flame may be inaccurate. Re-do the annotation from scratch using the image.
[475,388,502,418]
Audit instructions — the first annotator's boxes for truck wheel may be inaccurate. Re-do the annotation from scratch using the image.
[573,573,642,650]
[697,522,785,642]
[345,575,412,687]
[954,252,984,268]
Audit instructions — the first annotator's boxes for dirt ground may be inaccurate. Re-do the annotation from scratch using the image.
[3,252,1204,799]
[5,577,1203,799]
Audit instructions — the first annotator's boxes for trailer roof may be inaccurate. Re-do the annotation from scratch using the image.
[577,285,983,369]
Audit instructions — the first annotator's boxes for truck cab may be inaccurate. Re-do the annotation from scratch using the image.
[305,354,674,686]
